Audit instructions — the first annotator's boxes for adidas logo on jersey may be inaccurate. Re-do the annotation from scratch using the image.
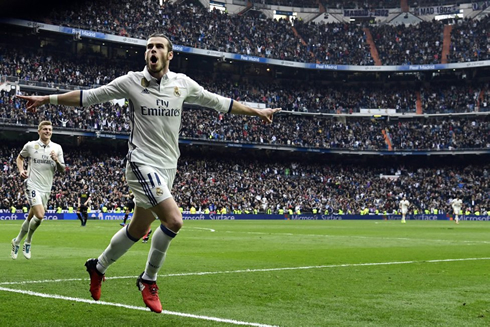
[141,89,150,94]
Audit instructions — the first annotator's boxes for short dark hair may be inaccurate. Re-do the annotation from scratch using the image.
[147,33,173,52]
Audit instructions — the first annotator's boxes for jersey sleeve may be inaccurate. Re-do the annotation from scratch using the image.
[19,142,30,158]
[82,74,131,106]
[184,77,233,113]
[57,146,66,165]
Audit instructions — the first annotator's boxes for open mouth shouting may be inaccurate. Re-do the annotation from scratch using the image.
[149,55,158,68]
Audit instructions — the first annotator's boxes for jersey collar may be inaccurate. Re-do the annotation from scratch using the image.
[143,66,175,86]
[37,139,51,147]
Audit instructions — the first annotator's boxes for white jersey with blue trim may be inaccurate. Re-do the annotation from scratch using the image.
[82,67,233,169]
[19,140,64,192]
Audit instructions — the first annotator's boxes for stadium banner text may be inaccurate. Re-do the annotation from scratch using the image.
[473,1,490,10]
[0,213,132,220]
[414,5,460,15]
[343,9,389,17]
[1,213,489,221]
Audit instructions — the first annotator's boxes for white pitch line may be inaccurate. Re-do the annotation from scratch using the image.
[0,286,278,327]
[2,257,489,286]
[185,227,216,232]
[225,231,490,244]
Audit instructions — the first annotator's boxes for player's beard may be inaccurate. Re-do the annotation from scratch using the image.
[147,53,169,75]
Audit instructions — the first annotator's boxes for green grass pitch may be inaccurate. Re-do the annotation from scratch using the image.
[1,220,489,327]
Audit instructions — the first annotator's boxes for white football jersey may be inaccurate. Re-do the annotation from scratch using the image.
[19,140,64,192]
[451,199,462,209]
[400,199,410,210]
[82,67,232,169]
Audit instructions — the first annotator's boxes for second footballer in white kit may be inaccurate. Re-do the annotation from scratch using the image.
[399,196,410,223]
[18,33,281,313]
[451,196,463,224]
[11,120,65,259]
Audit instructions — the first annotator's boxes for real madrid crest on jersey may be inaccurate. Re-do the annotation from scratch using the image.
[34,144,40,150]
[174,87,181,97]
[141,78,150,88]
[155,187,163,196]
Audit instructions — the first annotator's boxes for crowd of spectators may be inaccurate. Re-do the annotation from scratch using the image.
[0,89,132,132]
[1,1,489,224]
[481,86,490,109]
[1,45,489,117]
[10,0,490,66]
[293,20,374,65]
[1,144,489,216]
[449,15,490,63]
[1,37,489,152]
[0,46,131,89]
[181,110,490,151]
[1,86,489,151]
[370,20,444,65]
[420,83,482,113]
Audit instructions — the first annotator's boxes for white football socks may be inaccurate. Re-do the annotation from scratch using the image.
[25,216,42,243]
[97,226,136,273]
[14,219,30,245]
[143,225,176,281]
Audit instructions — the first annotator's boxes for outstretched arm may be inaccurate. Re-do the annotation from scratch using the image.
[230,101,281,124]
[17,91,82,112]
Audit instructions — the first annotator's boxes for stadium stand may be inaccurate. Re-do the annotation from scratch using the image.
[0,0,489,218]
[1,142,489,215]
[4,0,490,65]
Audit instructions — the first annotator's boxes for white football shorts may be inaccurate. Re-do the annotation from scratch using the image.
[25,187,50,209]
[125,162,176,209]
